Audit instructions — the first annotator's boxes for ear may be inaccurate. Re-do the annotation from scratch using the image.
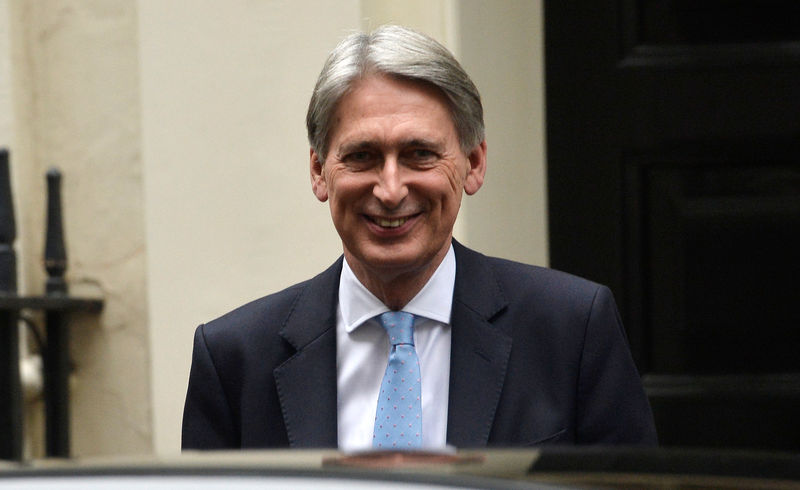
[310,148,328,202]
[463,140,487,195]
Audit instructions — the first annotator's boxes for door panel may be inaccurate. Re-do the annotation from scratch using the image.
[545,0,800,449]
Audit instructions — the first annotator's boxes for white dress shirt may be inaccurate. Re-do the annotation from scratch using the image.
[336,245,454,452]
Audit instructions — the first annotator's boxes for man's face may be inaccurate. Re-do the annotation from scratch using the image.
[310,74,486,284]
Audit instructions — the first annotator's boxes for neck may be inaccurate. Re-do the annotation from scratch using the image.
[345,245,449,311]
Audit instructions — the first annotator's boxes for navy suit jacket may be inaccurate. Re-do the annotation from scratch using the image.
[182,241,657,449]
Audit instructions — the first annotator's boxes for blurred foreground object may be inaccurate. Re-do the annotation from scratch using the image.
[1,448,799,489]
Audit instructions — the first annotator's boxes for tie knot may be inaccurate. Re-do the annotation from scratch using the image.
[378,311,415,346]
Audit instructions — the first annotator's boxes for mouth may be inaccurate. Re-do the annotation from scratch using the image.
[365,213,420,231]
[372,216,410,228]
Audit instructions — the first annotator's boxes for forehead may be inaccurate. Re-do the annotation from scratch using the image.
[329,75,457,145]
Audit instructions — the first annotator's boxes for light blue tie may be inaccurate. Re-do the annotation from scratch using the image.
[373,311,422,450]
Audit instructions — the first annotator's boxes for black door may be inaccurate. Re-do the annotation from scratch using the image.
[545,0,800,450]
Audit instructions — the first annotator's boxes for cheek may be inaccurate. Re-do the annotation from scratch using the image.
[326,173,367,211]
[323,169,347,199]
[430,165,467,199]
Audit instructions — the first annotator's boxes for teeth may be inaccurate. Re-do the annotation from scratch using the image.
[376,217,408,228]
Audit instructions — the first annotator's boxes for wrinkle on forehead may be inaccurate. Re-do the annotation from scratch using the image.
[327,75,458,154]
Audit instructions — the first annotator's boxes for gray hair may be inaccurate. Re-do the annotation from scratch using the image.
[306,25,484,161]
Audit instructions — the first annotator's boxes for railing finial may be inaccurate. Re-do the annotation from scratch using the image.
[45,167,67,295]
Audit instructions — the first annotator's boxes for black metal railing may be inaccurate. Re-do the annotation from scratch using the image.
[0,148,103,460]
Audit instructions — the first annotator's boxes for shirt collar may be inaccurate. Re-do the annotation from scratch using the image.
[339,244,456,333]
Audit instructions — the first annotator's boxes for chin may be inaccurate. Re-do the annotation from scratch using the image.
[352,244,426,270]
[365,251,423,270]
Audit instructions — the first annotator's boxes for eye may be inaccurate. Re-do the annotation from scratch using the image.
[350,151,372,161]
[407,148,438,162]
[342,150,377,167]
[414,149,435,158]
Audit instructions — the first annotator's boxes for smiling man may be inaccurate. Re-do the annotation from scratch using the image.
[311,74,485,311]
[182,25,657,451]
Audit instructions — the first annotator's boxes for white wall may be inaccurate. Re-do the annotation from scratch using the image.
[459,0,548,265]
[0,0,9,146]
[8,0,151,457]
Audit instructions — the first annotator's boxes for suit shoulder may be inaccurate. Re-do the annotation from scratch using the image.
[455,241,604,303]
[191,259,342,367]
[453,241,609,313]
[200,280,310,343]
[488,255,602,296]
[197,256,343,348]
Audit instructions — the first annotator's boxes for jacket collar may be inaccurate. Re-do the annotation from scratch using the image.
[274,258,342,447]
[446,240,512,447]
[274,240,513,448]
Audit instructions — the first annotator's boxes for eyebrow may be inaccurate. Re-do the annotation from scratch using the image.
[337,138,445,155]
[337,140,379,156]
[401,138,445,150]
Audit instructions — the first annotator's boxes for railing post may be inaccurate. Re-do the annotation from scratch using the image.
[43,168,70,458]
[0,148,22,461]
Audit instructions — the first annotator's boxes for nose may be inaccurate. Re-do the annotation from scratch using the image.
[373,157,408,209]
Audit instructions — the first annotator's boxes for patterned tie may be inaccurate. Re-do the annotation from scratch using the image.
[373,311,423,450]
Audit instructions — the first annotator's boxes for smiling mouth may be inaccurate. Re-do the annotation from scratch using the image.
[367,214,417,229]
[375,217,408,228]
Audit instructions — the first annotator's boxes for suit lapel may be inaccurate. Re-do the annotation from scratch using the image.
[271,244,511,448]
[273,258,342,447]
[447,241,512,447]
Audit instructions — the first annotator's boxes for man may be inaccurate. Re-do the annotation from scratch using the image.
[182,25,657,450]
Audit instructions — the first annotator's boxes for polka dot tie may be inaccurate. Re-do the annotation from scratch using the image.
[372,311,422,450]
